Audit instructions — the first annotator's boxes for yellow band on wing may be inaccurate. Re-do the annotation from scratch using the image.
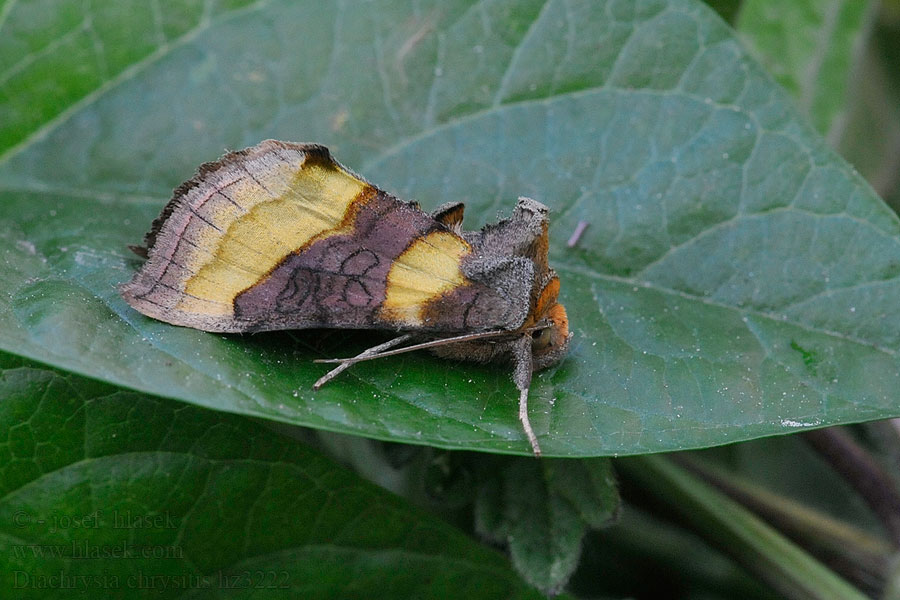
[380,230,471,326]
[178,160,367,314]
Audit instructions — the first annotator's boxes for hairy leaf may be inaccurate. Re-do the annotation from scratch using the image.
[475,458,618,593]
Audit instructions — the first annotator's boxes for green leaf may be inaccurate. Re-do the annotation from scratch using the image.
[544,459,619,529]
[736,0,876,138]
[0,0,261,156]
[474,458,618,593]
[1,0,900,456]
[0,354,544,600]
[736,3,900,214]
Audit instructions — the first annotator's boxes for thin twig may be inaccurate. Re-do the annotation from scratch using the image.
[804,427,900,547]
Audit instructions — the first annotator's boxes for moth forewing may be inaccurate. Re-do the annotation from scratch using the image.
[120,140,570,457]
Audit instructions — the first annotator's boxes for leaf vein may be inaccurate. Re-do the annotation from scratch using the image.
[558,262,899,358]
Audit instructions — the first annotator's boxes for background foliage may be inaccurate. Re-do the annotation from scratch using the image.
[1,0,900,597]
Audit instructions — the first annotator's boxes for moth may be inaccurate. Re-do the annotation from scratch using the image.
[120,140,570,456]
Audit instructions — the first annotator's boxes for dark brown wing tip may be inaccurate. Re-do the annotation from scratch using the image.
[432,202,465,227]
[140,140,336,254]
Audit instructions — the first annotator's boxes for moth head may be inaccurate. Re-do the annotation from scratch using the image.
[530,302,570,369]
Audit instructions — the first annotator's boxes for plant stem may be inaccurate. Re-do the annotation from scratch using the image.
[673,454,892,595]
[617,454,870,600]
[804,427,900,547]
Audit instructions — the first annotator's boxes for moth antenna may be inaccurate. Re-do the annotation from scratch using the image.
[313,333,415,390]
[313,328,535,366]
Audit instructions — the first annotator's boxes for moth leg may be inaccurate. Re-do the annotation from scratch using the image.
[511,335,541,457]
[313,334,415,390]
